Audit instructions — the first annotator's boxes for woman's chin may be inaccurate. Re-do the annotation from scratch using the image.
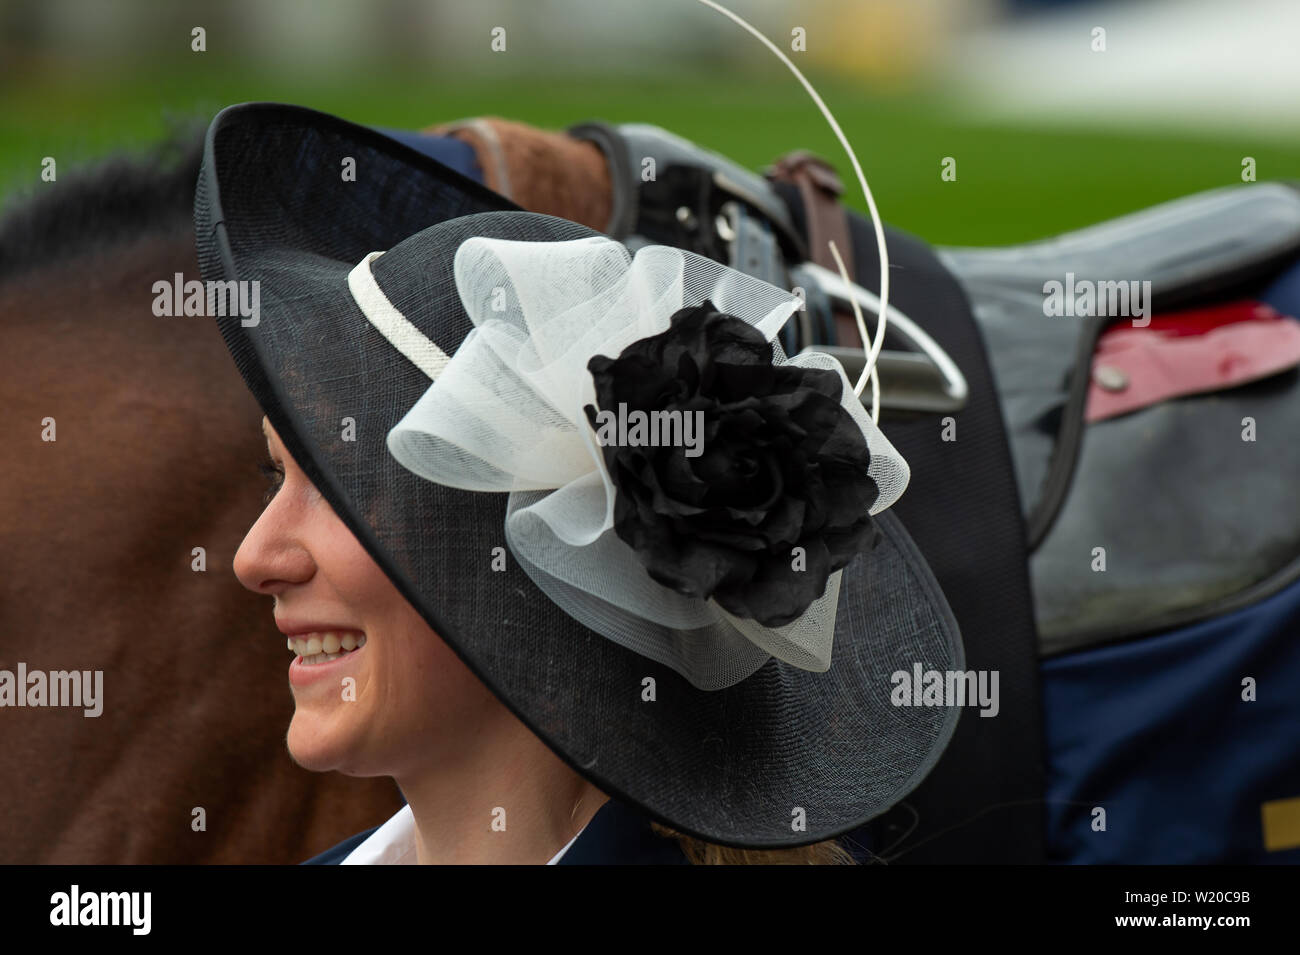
[285,712,353,773]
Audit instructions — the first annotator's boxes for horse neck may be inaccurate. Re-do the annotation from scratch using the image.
[0,227,404,862]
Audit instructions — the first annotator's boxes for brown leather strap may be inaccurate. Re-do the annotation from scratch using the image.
[429,118,514,198]
[766,150,861,347]
[423,116,613,232]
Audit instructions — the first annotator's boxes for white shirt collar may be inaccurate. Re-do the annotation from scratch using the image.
[339,803,587,865]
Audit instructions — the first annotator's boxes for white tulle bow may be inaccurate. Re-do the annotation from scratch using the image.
[358,235,910,690]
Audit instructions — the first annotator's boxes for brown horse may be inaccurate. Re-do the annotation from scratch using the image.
[0,113,610,863]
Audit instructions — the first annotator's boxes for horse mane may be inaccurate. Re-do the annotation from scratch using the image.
[0,115,206,281]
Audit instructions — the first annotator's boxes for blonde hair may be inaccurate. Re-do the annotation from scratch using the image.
[649,822,858,865]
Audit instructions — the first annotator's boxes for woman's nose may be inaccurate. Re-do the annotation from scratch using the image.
[233,501,314,595]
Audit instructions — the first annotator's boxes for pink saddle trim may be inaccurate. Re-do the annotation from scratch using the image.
[1086,301,1300,422]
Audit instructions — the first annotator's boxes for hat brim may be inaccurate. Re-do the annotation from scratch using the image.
[195,102,963,849]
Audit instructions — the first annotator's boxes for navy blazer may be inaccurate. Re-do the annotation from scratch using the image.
[301,797,690,865]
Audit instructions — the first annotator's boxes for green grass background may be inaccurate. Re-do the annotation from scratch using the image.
[3,62,1298,246]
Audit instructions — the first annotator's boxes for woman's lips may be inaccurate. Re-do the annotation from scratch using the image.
[276,620,363,636]
[288,633,366,689]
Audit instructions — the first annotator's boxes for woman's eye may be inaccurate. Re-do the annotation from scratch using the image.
[258,460,285,505]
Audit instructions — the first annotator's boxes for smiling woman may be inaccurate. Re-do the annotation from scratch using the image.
[240,418,610,864]
[197,102,962,865]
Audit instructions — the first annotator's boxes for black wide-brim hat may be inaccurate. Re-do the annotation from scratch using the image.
[195,102,963,849]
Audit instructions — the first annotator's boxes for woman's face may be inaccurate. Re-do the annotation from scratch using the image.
[234,417,506,778]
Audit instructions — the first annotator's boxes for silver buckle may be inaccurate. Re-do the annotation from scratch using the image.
[793,262,969,415]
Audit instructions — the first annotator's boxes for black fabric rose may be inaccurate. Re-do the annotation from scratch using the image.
[583,300,879,628]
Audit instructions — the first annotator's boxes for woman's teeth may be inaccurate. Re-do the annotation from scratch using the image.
[287,632,366,665]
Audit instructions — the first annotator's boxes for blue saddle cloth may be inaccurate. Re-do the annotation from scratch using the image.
[1262,256,1300,317]
[370,126,483,183]
[1041,575,1300,863]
